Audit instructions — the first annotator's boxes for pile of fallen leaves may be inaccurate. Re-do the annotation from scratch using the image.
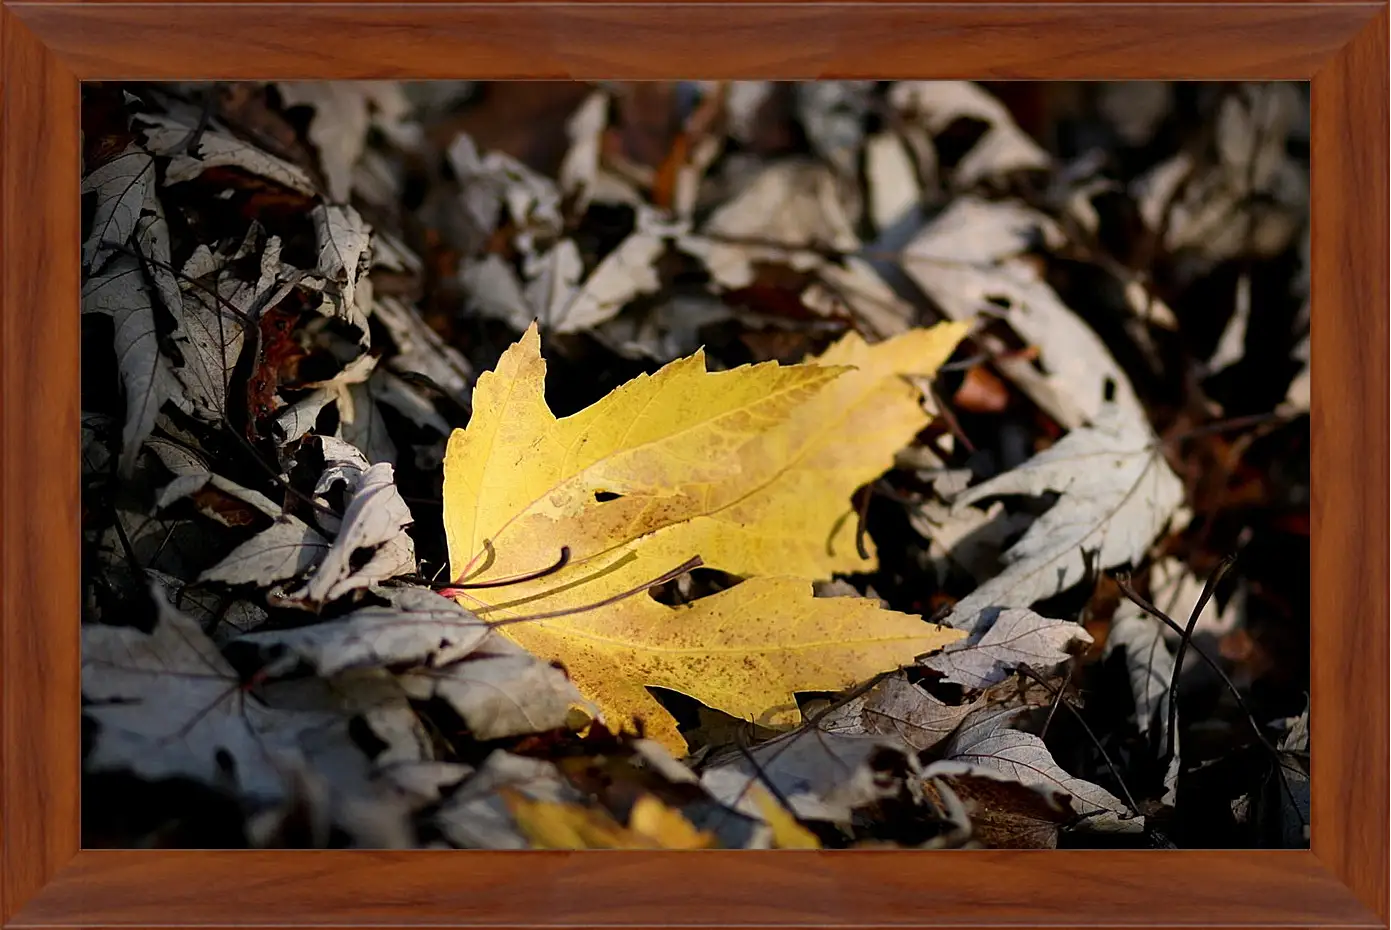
[81,80,1310,850]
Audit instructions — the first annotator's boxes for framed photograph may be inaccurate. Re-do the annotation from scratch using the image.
[2,2,1385,927]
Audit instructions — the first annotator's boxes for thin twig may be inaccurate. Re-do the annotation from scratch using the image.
[1112,567,1307,828]
[1040,662,1073,739]
[1014,664,1143,819]
[1167,555,1236,762]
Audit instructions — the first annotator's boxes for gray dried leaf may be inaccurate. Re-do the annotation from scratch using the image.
[276,391,337,444]
[379,760,474,809]
[310,204,373,338]
[943,705,1142,833]
[147,438,283,517]
[276,354,378,444]
[686,161,913,338]
[704,728,915,824]
[82,253,189,476]
[434,751,580,849]
[238,585,490,676]
[821,675,982,752]
[447,133,563,246]
[83,583,344,798]
[926,607,1091,691]
[923,763,1075,848]
[341,381,399,466]
[1105,607,1175,739]
[558,90,609,212]
[911,496,1031,585]
[374,295,474,407]
[947,404,1186,632]
[889,81,1050,187]
[459,254,534,331]
[528,225,670,334]
[1134,84,1306,266]
[173,281,247,421]
[136,112,317,195]
[315,435,372,495]
[368,370,450,436]
[796,81,873,177]
[245,756,417,849]
[399,639,594,741]
[864,131,920,232]
[1103,605,1180,807]
[173,234,297,422]
[82,146,157,273]
[902,198,1141,427]
[595,294,733,363]
[278,82,420,203]
[1273,707,1310,844]
[201,516,331,586]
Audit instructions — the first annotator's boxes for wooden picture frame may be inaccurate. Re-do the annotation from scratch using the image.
[2,2,1386,926]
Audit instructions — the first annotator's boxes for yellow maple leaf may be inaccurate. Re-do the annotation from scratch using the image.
[443,322,969,750]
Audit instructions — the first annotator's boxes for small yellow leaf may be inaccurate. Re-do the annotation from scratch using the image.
[750,785,822,849]
[628,794,716,849]
[444,322,970,751]
[500,788,714,849]
[499,788,634,849]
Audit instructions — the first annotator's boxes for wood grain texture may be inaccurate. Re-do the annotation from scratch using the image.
[7,4,1378,80]
[10,849,1383,927]
[1309,6,1390,924]
[0,1,1386,928]
[0,5,81,924]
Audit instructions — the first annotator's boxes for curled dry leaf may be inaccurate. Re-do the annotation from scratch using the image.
[82,155,194,475]
[83,254,190,475]
[147,438,283,519]
[294,462,417,604]
[888,81,1051,187]
[923,766,1075,848]
[1104,605,1181,807]
[902,196,1144,427]
[278,81,419,203]
[1275,707,1309,847]
[309,203,373,338]
[1105,603,1176,739]
[373,295,476,408]
[685,161,915,338]
[135,111,318,195]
